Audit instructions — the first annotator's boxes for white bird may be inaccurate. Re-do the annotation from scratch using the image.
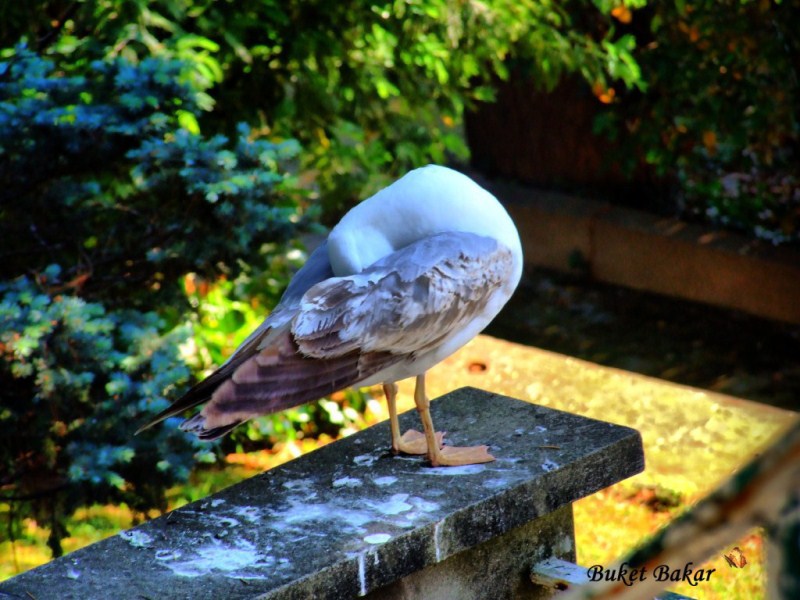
[139,165,523,466]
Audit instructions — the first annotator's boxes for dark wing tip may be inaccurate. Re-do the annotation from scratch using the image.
[134,398,204,436]
[134,345,258,436]
[180,413,242,441]
[134,409,173,435]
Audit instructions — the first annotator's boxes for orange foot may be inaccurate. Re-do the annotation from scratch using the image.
[431,444,495,467]
[395,429,445,455]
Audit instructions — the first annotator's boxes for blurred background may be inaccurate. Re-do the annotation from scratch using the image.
[1,1,798,597]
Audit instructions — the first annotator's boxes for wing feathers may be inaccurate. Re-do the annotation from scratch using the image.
[134,349,252,434]
[293,232,513,359]
[196,331,401,433]
[140,231,515,441]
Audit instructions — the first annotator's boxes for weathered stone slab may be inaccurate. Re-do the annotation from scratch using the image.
[369,505,575,600]
[0,388,644,599]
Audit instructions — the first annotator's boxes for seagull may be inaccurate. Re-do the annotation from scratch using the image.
[138,165,523,466]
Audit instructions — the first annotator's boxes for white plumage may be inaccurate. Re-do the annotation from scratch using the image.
[139,165,523,466]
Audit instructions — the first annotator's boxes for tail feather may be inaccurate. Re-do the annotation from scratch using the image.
[135,321,289,435]
[138,329,402,440]
[180,413,242,441]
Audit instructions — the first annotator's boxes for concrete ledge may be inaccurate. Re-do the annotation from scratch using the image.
[479,177,800,324]
[371,505,575,600]
[1,388,644,600]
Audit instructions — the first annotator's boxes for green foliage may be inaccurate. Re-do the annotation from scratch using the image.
[597,1,800,244]
[0,45,307,308]
[0,265,200,557]
[1,0,646,217]
[0,0,652,566]
[0,45,308,557]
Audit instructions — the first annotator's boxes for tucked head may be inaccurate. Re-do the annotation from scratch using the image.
[327,165,522,278]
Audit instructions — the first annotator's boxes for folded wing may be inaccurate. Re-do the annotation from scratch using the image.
[140,231,514,440]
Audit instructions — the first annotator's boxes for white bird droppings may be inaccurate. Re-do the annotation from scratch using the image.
[421,464,486,476]
[408,496,439,513]
[370,493,412,516]
[283,478,315,490]
[213,515,241,528]
[160,538,265,578]
[353,454,377,467]
[482,478,508,489]
[434,521,443,562]
[271,502,373,531]
[363,533,391,544]
[155,549,182,561]
[333,476,363,488]
[119,530,153,548]
[234,506,262,522]
[541,459,559,472]
[358,553,367,596]
[373,475,398,487]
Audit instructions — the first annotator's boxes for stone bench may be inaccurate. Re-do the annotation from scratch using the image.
[0,388,644,599]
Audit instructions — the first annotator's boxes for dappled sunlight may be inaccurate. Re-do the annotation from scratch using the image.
[574,487,765,599]
[0,389,388,581]
[2,1,798,595]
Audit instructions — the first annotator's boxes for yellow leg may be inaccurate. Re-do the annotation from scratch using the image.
[384,381,443,455]
[384,382,402,453]
[413,373,495,467]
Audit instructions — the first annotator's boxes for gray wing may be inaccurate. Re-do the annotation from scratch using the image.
[278,241,335,306]
[143,232,513,439]
[227,240,335,360]
[292,231,514,357]
[136,241,335,434]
